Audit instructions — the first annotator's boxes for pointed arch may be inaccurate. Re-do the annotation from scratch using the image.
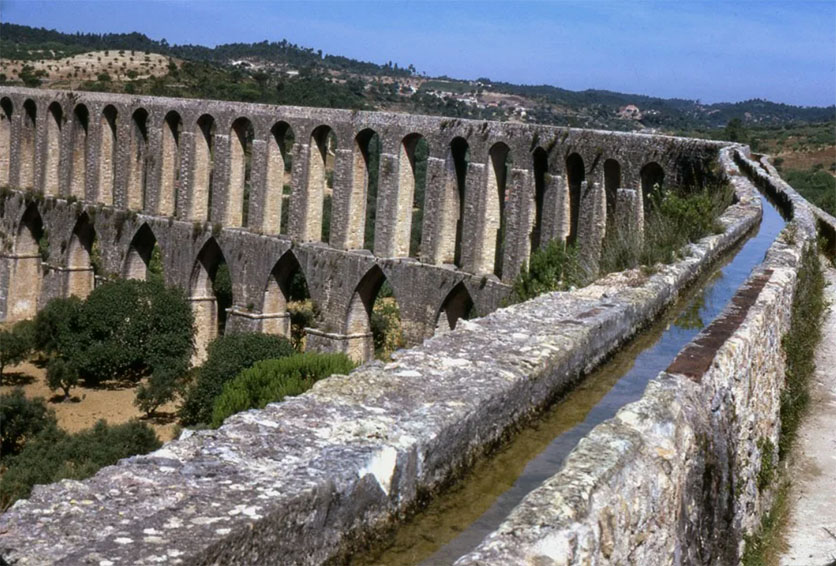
[7,204,44,321]
[565,153,585,246]
[480,142,512,277]
[227,117,253,227]
[441,136,469,266]
[191,114,215,222]
[124,223,159,280]
[604,158,621,220]
[19,100,36,188]
[265,121,295,234]
[98,105,117,205]
[70,103,89,199]
[345,264,404,361]
[436,282,474,333]
[128,108,149,210]
[67,212,96,299]
[640,161,665,210]
[531,147,548,252]
[189,237,230,363]
[262,250,309,338]
[349,128,378,250]
[398,133,429,259]
[0,97,12,186]
[43,102,63,196]
[159,110,182,216]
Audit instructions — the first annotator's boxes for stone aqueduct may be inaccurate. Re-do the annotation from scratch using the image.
[0,87,717,360]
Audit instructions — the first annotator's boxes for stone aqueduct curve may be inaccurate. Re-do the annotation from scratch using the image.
[0,86,719,361]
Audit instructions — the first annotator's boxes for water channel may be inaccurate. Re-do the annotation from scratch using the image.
[351,191,787,566]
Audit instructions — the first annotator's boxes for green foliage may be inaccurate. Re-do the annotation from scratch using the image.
[210,353,355,427]
[178,332,295,426]
[783,167,836,216]
[32,295,83,356]
[288,300,316,351]
[45,357,79,399]
[757,438,776,491]
[371,296,405,360]
[723,117,747,142]
[0,389,56,459]
[0,320,35,378]
[507,240,583,303]
[0,420,160,509]
[212,262,232,335]
[779,245,826,459]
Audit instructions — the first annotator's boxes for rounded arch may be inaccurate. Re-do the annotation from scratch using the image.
[7,203,45,321]
[67,212,96,299]
[191,113,216,222]
[265,121,295,234]
[190,237,231,363]
[160,110,183,217]
[98,105,118,205]
[352,127,380,251]
[128,108,149,211]
[435,281,474,333]
[603,158,621,220]
[124,223,160,281]
[397,132,429,258]
[44,102,63,196]
[531,147,548,252]
[69,103,89,199]
[262,250,311,342]
[565,152,585,246]
[0,97,12,185]
[227,117,254,227]
[19,99,37,189]
[345,264,404,361]
[482,141,512,277]
[640,162,665,207]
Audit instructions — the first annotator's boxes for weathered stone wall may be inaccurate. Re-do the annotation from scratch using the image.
[0,143,761,565]
[454,147,822,565]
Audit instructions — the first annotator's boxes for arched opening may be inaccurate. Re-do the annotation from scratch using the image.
[265,122,294,234]
[485,142,511,277]
[442,137,470,267]
[98,105,117,206]
[227,117,253,227]
[603,159,621,220]
[124,223,162,281]
[531,147,548,252]
[305,125,336,243]
[69,104,89,199]
[44,102,63,196]
[398,134,429,259]
[190,238,231,363]
[0,98,12,186]
[262,251,312,349]
[67,212,96,300]
[19,100,37,188]
[128,108,149,210]
[565,153,585,246]
[350,128,379,250]
[7,204,44,321]
[640,162,665,210]
[192,114,215,222]
[159,111,182,216]
[435,282,475,333]
[345,265,404,362]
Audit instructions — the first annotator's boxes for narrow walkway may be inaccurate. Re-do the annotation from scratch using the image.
[780,261,836,566]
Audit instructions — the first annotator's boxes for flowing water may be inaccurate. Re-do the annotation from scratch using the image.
[351,193,787,566]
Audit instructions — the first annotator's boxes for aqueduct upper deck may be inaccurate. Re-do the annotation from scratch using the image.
[0,87,725,359]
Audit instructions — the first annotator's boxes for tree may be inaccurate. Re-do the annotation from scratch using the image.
[724,117,747,142]
[46,357,79,399]
[0,321,35,381]
[179,333,294,426]
[0,389,56,459]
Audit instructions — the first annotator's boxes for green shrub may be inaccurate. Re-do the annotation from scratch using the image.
[507,240,583,303]
[179,333,295,426]
[32,296,83,357]
[371,296,405,360]
[45,357,79,399]
[0,320,36,379]
[211,353,355,427]
[0,389,56,460]
[0,420,161,509]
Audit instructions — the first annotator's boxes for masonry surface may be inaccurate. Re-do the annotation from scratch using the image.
[0,87,822,565]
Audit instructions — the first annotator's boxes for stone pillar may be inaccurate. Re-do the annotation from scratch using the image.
[372,152,400,257]
[419,156,447,264]
[577,180,607,279]
[2,252,43,322]
[501,168,533,282]
[328,148,355,249]
[209,132,229,224]
[189,296,217,365]
[177,129,195,219]
[460,162,486,273]
[143,123,162,214]
[224,308,264,334]
[305,328,374,363]
[615,188,643,247]
[247,137,268,231]
[288,142,309,241]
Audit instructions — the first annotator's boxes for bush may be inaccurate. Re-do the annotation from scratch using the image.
[371,296,405,359]
[0,420,161,509]
[211,353,355,427]
[0,320,36,379]
[32,296,83,357]
[507,240,583,303]
[179,333,295,426]
[45,357,79,399]
[0,389,56,459]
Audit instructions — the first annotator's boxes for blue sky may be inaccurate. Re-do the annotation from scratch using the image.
[2,0,834,107]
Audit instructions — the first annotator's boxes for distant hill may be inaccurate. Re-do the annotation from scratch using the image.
[1,22,833,133]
